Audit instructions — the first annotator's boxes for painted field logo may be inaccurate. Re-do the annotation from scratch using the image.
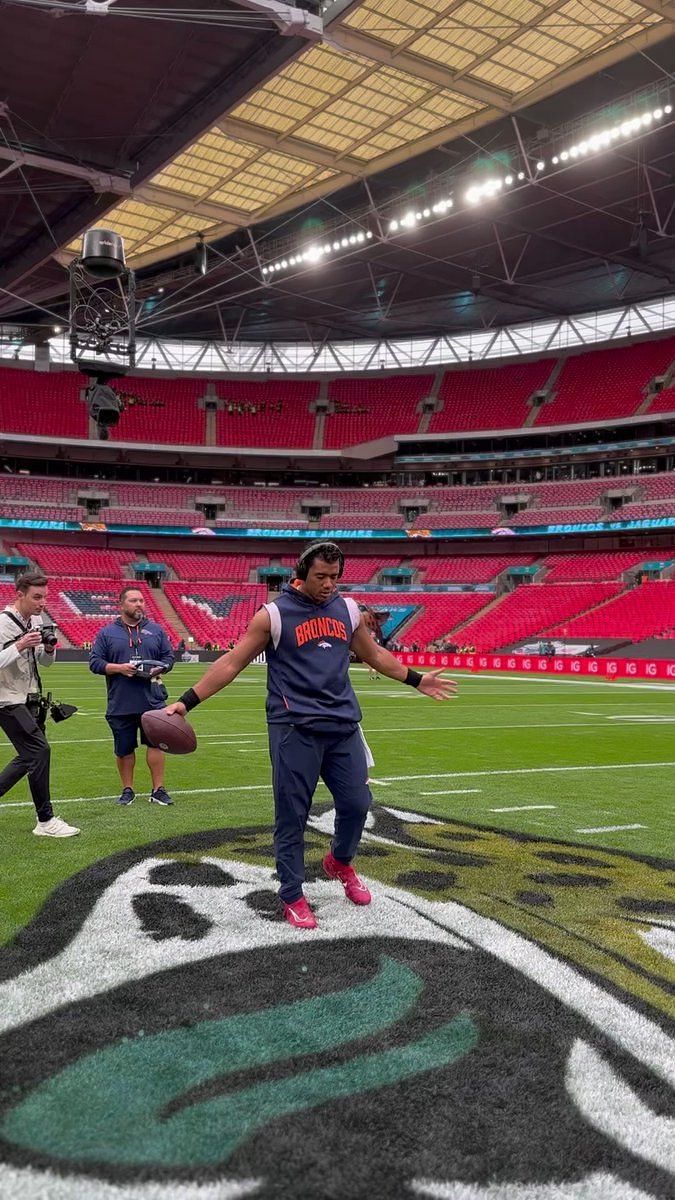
[0,808,672,1199]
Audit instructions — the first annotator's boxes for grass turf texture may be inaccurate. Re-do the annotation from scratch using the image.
[1,663,674,944]
[0,664,673,1198]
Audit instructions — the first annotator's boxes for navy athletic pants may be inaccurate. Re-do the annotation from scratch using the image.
[268,722,372,903]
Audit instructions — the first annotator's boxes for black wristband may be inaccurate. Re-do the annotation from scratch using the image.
[403,668,423,688]
[178,687,201,712]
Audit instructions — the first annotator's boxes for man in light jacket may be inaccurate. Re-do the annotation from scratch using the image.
[0,571,79,837]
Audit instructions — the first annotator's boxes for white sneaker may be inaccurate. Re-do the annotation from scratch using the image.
[33,816,81,838]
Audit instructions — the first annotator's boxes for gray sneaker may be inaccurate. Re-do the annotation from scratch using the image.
[117,788,135,806]
[150,787,173,807]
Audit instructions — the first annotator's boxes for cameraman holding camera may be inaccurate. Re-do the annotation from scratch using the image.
[0,572,80,838]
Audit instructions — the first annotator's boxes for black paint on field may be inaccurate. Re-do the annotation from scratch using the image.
[396,871,457,891]
[515,891,555,907]
[535,852,612,869]
[617,898,675,915]
[528,873,613,889]
[148,862,236,887]
[131,893,213,941]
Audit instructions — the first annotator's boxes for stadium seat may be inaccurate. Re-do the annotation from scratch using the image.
[430,360,554,433]
[454,583,622,651]
[535,337,675,425]
[349,591,492,647]
[44,578,179,646]
[548,580,675,640]
[18,544,135,578]
[324,376,432,447]
[163,582,266,646]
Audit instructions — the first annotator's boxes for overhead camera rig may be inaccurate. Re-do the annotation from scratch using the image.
[68,229,136,368]
[68,229,135,439]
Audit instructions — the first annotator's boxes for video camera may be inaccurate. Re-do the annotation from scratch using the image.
[26,692,77,726]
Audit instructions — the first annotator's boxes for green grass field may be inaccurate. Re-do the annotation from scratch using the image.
[1,662,674,942]
[1,664,673,1199]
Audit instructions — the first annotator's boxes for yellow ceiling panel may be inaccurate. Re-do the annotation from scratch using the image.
[232,104,299,135]
[513,31,583,64]
[298,127,358,153]
[82,0,666,265]
[495,0,547,20]
[471,59,537,91]
[421,92,476,119]
[377,0,438,23]
[409,32,494,65]
[344,11,411,46]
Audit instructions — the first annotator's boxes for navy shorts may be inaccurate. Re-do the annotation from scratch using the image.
[106,713,152,757]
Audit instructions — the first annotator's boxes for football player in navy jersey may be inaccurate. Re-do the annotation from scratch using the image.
[166,542,456,929]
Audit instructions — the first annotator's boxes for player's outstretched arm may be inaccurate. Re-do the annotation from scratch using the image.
[165,608,271,715]
[351,619,457,701]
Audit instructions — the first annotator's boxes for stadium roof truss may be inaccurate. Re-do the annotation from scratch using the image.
[18,0,675,268]
[4,293,675,374]
[1,0,667,276]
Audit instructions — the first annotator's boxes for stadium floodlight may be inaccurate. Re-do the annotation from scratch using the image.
[549,102,671,170]
[262,227,373,276]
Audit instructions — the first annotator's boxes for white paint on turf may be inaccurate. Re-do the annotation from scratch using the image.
[410,1174,655,1199]
[0,1168,262,1200]
[490,805,556,813]
[566,1039,675,1173]
[575,824,646,833]
[420,790,483,797]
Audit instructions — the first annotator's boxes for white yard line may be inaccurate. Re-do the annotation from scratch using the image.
[575,824,647,833]
[421,789,483,796]
[3,758,673,814]
[0,783,273,810]
[489,804,557,812]
[40,717,675,749]
[378,761,675,782]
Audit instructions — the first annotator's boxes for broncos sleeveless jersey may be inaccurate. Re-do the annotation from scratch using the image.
[263,583,362,726]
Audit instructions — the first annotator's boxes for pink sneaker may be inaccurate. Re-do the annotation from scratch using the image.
[323,852,371,906]
[283,896,318,930]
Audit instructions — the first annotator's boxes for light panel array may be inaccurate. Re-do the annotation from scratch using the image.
[385,101,671,231]
[549,103,671,166]
[262,229,373,277]
[259,100,670,275]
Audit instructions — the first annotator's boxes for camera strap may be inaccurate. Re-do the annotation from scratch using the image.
[4,610,42,695]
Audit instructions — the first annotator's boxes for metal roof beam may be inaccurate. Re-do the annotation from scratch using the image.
[232,0,322,40]
[323,25,512,111]
[136,184,244,226]
[216,116,363,177]
[0,144,131,195]
[0,30,308,294]
[517,22,674,109]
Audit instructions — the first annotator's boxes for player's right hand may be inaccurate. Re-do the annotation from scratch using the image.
[17,631,42,652]
[164,702,186,717]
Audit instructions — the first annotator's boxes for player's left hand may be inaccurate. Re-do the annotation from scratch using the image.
[417,670,458,701]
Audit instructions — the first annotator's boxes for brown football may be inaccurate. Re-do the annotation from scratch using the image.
[141,709,197,755]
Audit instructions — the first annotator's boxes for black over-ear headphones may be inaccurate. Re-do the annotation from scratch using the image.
[295,540,344,580]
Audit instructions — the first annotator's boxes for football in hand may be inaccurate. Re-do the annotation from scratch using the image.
[141,708,197,755]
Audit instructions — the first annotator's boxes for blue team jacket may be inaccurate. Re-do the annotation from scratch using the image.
[264,584,362,727]
[89,618,174,716]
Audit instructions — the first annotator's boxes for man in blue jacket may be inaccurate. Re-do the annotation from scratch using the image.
[89,586,175,807]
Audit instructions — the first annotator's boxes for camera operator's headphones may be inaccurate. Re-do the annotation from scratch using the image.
[295,540,344,581]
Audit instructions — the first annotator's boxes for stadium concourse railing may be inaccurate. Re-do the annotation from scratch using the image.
[394,651,675,681]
